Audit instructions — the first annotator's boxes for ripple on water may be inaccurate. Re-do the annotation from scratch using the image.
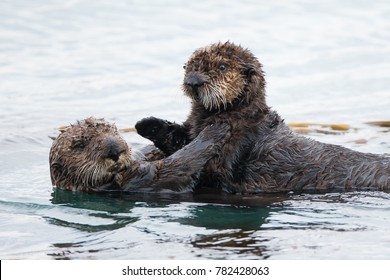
[257,192,390,259]
[1,0,390,260]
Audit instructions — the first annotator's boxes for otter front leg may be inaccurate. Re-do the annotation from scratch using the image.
[135,117,190,155]
[147,122,231,192]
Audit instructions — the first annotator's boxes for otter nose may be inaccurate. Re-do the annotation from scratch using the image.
[105,137,126,161]
[185,74,205,89]
[107,145,125,161]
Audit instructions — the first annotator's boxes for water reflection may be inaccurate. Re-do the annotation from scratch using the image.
[192,230,270,259]
[49,189,139,237]
[175,204,274,230]
[49,188,284,231]
[187,206,275,259]
[49,188,280,259]
[50,188,137,213]
[1,0,390,259]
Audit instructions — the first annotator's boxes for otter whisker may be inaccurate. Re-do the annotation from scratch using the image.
[90,165,98,186]
[92,163,106,186]
[75,164,88,187]
[49,117,134,192]
[176,41,390,194]
[198,80,231,111]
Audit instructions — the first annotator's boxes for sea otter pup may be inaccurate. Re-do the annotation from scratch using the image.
[136,41,390,193]
[49,117,230,192]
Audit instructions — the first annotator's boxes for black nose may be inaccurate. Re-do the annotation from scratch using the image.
[107,145,125,161]
[105,137,126,161]
[184,74,205,89]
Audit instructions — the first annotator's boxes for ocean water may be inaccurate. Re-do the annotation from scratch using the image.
[0,0,389,259]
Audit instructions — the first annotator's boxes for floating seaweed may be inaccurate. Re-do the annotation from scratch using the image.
[366,121,390,128]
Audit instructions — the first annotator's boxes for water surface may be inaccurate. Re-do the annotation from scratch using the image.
[0,0,389,259]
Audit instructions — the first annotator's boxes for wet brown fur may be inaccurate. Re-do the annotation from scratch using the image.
[136,41,390,194]
[49,117,132,191]
[50,117,230,193]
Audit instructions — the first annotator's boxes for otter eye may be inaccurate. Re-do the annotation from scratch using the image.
[71,140,86,150]
[218,64,227,72]
[76,142,85,149]
[183,64,186,70]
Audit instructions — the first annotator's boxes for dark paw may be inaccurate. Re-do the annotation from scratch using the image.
[135,117,169,141]
[136,117,188,155]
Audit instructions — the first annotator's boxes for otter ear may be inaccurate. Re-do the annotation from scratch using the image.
[58,126,67,133]
[50,161,63,185]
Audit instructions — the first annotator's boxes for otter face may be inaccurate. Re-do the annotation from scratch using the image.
[49,117,132,192]
[182,41,265,111]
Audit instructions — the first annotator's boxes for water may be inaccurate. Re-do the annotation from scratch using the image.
[0,0,389,259]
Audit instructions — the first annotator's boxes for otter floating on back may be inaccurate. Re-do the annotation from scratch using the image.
[136,41,390,194]
[49,117,230,193]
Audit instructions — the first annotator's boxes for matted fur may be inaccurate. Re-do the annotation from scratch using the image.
[49,117,132,191]
[136,41,390,193]
[50,117,231,193]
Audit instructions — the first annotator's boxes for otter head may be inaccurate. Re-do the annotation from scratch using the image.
[182,41,267,112]
[49,117,132,192]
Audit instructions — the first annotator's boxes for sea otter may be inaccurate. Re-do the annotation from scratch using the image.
[49,117,230,192]
[136,41,390,194]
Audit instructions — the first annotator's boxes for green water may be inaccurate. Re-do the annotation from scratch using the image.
[0,0,389,259]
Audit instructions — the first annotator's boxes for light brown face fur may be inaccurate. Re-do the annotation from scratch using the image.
[49,117,132,192]
[182,41,265,111]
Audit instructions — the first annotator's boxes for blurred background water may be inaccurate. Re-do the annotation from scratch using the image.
[0,0,389,259]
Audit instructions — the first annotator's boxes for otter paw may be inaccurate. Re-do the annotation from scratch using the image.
[135,117,170,141]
